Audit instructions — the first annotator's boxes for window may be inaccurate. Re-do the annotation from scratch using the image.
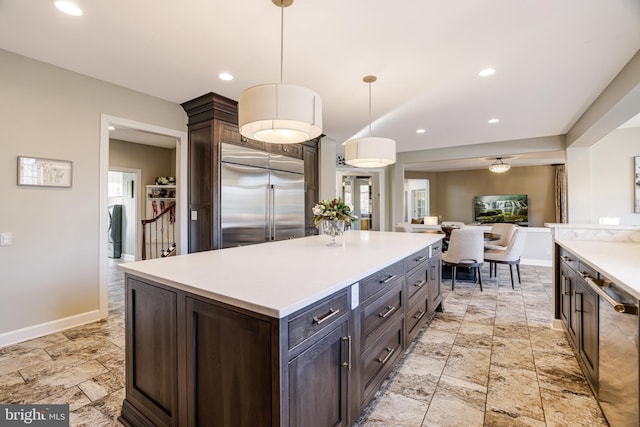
[108,171,124,197]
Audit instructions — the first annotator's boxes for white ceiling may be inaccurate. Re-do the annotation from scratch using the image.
[1,0,639,160]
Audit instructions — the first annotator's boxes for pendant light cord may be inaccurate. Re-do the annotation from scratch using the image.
[368,81,372,137]
[280,1,284,83]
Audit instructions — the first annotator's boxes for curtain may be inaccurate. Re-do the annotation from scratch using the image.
[554,164,567,223]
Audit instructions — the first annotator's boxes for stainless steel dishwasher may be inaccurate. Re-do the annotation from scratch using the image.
[590,275,639,427]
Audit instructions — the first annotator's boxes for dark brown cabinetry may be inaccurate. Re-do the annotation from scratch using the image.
[303,143,319,236]
[181,93,320,252]
[557,247,599,391]
[120,240,444,427]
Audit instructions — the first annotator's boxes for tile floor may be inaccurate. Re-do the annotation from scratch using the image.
[0,260,607,426]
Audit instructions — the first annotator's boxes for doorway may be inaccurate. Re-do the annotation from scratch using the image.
[99,114,188,319]
[107,169,141,262]
[337,171,384,231]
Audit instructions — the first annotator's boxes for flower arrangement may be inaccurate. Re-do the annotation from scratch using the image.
[312,198,358,227]
[156,176,175,185]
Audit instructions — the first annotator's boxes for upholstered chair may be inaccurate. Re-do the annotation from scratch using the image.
[485,228,528,288]
[484,223,517,251]
[441,228,484,291]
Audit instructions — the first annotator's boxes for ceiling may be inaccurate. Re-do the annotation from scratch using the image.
[1,0,639,167]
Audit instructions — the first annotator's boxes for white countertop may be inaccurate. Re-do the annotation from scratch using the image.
[556,239,640,299]
[118,231,443,318]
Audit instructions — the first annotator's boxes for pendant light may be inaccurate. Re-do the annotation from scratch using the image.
[344,76,396,168]
[238,0,322,144]
[489,157,511,173]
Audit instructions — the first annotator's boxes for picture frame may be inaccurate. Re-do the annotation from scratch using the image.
[17,156,73,188]
[635,156,640,213]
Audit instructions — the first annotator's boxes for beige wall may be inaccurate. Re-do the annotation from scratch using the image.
[0,49,186,339]
[109,139,176,218]
[415,166,556,227]
[568,127,640,225]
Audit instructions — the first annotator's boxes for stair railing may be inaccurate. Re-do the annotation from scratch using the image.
[141,201,176,260]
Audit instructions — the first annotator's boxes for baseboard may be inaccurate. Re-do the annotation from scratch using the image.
[550,319,564,331]
[0,309,103,349]
[521,258,552,267]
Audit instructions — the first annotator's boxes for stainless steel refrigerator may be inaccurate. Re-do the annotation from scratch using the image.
[220,143,305,248]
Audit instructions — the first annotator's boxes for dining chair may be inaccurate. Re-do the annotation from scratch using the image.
[484,223,517,250]
[441,228,484,291]
[485,228,527,288]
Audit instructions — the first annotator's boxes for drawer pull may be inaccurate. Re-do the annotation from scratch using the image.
[380,274,397,284]
[378,305,397,319]
[414,256,426,262]
[377,347,395,365]
[313,308,340,325]
[413,279,426,288]
[414,310,426,320]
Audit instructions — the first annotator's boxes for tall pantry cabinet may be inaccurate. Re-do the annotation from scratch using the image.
[181,92,320,252]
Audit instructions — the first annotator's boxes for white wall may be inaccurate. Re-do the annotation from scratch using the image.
[588,127,640,225]
[0,49,186,343]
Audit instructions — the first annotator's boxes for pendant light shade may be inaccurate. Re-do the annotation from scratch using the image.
[345,137,396,168]
[239,83,322,144]
[489,157,511,173]
[238,0,322,144]
[344,75,396,168]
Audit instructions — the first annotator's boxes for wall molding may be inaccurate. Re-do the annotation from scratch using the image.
[0,310,102,349]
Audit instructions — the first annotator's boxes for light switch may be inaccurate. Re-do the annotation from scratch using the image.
[191,210,198,221]
[0,232,13,246]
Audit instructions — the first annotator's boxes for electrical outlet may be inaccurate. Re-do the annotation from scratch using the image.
[0,232,13,246]
[191,210,198,221]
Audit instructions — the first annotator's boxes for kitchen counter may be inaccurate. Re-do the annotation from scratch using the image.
[118,230,443,318]
[555,239,640,299]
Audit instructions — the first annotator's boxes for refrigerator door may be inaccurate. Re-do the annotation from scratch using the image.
[221,162,270,248]
[270,169,305,242]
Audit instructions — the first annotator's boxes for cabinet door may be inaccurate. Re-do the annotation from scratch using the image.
[187,122,214,252]
[186,298,274,427]
[303,145,319,235]
[124,277,178,427]
[559,263,573,330]
[428,253,442,313]
[576,280,599,389]
[289,320,350,427]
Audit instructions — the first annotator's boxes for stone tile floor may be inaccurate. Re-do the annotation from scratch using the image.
[0,260,607,426]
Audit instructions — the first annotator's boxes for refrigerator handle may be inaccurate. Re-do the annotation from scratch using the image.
[265,185,272,241]
[270,185,276,240]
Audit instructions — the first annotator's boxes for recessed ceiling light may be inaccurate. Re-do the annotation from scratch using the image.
[488,118,500,124]
[218,72,234,81]
[479,68,496,77]
[53,0,83,16]
[416,128,426,134]
[108,126,115,131]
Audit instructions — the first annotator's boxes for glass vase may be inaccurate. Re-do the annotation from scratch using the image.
[319,219,345,246]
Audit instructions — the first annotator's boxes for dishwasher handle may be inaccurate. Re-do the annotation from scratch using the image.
[585,277,638,315]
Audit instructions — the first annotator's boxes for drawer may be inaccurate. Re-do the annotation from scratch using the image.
[406,266,428,302]
[362,317,403,399]
[559,246,579,272]
[404,248,429,275]
[219,122,266,151]
[362,281,403,347]
[430,241,443,256]
[360,261,404,304]
[267,142,303,159]
[406,297,429,341]
[288,289,349,350]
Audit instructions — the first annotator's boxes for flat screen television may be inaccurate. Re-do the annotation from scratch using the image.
[473,194,528,224]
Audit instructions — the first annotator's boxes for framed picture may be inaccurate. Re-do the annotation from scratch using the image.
[635,156,640,213]
[17,156,73,188]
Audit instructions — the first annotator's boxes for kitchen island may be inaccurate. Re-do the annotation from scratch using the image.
[117,231,444,427]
